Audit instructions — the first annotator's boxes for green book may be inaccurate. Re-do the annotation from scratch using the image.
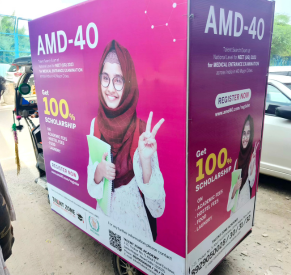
[87,135,112,216]
[231,169,242,213]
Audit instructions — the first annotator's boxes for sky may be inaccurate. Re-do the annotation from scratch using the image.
[274,0,291,17]
[0,0,290,21]
[0,0,87,20]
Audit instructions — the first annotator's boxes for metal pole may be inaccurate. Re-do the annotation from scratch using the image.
[15,17,19,58]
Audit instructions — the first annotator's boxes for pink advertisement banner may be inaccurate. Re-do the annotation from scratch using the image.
[29,0,188,263]
[187,0,274,273]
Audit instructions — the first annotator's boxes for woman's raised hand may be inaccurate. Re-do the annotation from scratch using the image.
[94,152,116,184]
[249,141,259,176]
[138,112,165,161]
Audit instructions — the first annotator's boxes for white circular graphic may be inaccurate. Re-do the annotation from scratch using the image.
[144,1,187,42]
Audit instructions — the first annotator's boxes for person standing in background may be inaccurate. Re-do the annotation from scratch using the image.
[0,76,16,275]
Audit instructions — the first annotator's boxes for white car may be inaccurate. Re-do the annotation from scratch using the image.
[269,75,291,90]
[260,79,291,181]
[5,56,32,86]
[269,66,291,77]
[5,64,25,85]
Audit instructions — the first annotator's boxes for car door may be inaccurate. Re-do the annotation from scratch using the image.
[260,83,291,180]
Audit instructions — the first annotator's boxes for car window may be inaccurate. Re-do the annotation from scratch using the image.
[8,65,22,72]
[265,84,291,115]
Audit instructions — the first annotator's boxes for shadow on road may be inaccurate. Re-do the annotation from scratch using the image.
[210,258,236,275]
[259,173,291,195]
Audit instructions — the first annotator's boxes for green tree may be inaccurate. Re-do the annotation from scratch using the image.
[0,15,15,63]
[0,13,30,63]
[271,14,291,57]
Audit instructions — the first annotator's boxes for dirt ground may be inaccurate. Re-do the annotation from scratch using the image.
[212,174,291,275]
[1,105,291,275]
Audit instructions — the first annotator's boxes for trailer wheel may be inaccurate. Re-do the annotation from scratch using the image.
[112,253,141,275]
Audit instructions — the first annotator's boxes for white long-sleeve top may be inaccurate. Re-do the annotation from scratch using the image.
[227,159,256,213]
[87,118,166,240]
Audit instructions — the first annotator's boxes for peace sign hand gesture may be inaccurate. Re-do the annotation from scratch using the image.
[138,112,165,162]
[249,141,259,177]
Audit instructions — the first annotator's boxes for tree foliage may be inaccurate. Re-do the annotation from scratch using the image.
[0,13,30,64]
[271,14,291,57]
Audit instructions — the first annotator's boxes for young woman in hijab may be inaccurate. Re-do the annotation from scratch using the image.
[87,40,165,241]
[227,115,259,213]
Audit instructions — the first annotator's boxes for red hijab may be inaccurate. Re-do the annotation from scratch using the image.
[238,115,254,191]
[97,40,145,188]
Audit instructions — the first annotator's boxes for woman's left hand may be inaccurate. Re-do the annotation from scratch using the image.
[249,141,259,176]
[138,112,165,162]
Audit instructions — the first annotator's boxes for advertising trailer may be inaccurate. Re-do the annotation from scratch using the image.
[28,0,274,274]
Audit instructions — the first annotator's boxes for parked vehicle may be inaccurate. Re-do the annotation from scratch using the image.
[5,56,32,86]
[5,64,25,85]
[269,66,291,77]
[260,79,291,181]
[269,75,291,90]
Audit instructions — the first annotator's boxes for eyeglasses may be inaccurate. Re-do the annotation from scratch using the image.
[99,73,125,91]
[242,131,251,139]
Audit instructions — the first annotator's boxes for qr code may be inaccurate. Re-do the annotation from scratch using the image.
[109,230,122,251]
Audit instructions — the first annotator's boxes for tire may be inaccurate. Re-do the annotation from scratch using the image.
[111,253,142,275]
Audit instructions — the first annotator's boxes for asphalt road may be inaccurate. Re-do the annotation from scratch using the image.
[0,105,290,275]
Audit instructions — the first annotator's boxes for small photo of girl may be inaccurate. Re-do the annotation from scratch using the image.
[227,115,259,213]
[87,40,166,242]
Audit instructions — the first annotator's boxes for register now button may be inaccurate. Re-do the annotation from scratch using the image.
[50,161,79,181]
[215,89,251,108]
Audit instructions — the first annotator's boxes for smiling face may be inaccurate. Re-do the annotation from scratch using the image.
[242,120,251,149]
[101,62,124,109]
